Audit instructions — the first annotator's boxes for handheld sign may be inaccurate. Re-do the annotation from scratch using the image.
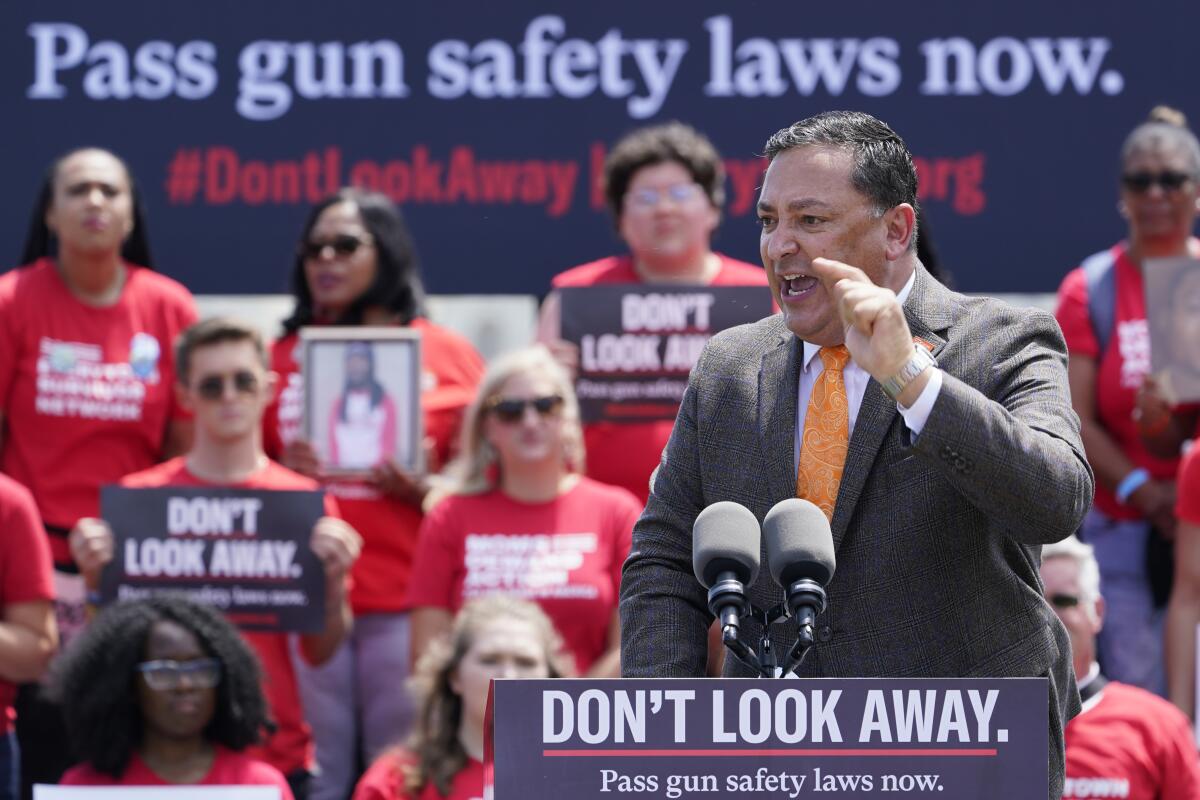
[489,678,1048,799]
[559,285,772,423]
[99,486,326,632]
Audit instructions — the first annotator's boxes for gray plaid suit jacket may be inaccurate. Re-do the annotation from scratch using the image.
[619,264,1093,799]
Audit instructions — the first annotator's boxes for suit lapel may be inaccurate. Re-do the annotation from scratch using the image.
[758,328,802,504]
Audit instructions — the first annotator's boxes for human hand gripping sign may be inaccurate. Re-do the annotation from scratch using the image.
[809,258,932,408]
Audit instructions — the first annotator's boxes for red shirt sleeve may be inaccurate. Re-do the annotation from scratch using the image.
[1176,444,1200,524]
[0,273,19,412]
[1054,266,1100,359]
[609,491,640,595]
[0,475,55,606]
[405,497,460,610]
[1158,699,1200,800]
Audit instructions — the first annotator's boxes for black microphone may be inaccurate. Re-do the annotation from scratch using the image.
[692,501,761,640]
[763,498,836,667]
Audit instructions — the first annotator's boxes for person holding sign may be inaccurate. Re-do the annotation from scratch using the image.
[407,347,640,679]
[353,597,567,800]
[620,111,1091,800]
[1054,106,1200,696]
[69,317,361,800]
[536,122,770,504]
[56,597,295,798]
[264,189,483,800]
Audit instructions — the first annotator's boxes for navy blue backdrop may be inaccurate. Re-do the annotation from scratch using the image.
[3,1,1197,296]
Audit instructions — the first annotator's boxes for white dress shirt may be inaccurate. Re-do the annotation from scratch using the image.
[794,270,943,469]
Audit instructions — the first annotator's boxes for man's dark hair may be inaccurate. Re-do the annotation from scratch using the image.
[764,111,920,250]
[604,122,725,222]
[20,147,154,269]
[283,188,426,334]
[52,597,271,778]
[175,316,268,384]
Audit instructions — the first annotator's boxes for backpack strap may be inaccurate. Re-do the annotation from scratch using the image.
[1082,248,1118,356]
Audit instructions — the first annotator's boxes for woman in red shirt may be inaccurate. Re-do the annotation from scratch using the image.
[263,189,483,800]
[408,347,641,678]
[1053,107,1200,696]
[353,597,566,800]
[57,597,293,798]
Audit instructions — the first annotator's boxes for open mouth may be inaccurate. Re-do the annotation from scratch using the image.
[779,274,819,299]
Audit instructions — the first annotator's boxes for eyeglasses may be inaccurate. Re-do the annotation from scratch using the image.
[195,370,259,401]
[136,658,222,691]
[487,395,564,423]
[1121,171,1193,193]
[626,183,704,210]
[1047,593,1080,609]
[299,233,373,260]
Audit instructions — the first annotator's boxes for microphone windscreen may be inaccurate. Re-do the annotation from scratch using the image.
[692,501,761,588]
[763,498,835,587]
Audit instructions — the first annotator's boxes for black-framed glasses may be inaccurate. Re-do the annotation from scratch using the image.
[1121,171,1193,193]
[487,395,564,423]
[299,233,373,260]
[1048,593,1080,609]
[195,370,259,401]
[136,658,222,691]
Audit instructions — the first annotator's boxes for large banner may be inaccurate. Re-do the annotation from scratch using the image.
[3,1,1197,296]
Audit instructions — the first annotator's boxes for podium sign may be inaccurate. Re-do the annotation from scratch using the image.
[490,678,1047,799]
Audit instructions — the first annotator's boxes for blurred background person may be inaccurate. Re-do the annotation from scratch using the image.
[55,597,293,797]
[1041,536,1200,799]
[327,342,399,471]
[1053,107,1200,695]
[407,347,639,678]
[536,122,769,504]
[0,146,197,792]
[264,189,484,800]
[69,317,360,800]
[1166,435,1200,718]
[0,474,57,800]
[352,597,566,800]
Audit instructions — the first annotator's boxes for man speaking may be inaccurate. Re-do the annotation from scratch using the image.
[619,111,1093,798]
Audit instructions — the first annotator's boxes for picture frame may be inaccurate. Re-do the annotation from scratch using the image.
[299,327,423,476]
[1144,256,1200,405]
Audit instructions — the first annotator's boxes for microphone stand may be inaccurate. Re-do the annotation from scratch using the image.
[712,590,817,678]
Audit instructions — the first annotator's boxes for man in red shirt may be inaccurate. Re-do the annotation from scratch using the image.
[1041,535,1200,800]
[70,317,361,800]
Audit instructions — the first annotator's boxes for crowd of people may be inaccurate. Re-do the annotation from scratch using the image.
[0,105,1196,800]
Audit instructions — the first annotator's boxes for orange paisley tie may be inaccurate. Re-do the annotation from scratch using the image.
[796,345,851,521]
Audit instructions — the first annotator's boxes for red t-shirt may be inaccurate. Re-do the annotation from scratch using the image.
[1063,681,1200,800]
[353,748,483,800]
[1176,443,1200,524]
[0,258,197,562]
[407,477,640,675]
[0,473,54,734]
[552,253,771,502]
[121,457,339,776]
[62,745,295,798]
[264,318,484,614]
[1054,243,1183,519]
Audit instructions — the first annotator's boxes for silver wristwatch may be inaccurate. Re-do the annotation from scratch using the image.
[880,345,938,401]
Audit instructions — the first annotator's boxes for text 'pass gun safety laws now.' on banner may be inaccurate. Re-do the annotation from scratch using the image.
[488,678,1048,799]
[98,486,327,632]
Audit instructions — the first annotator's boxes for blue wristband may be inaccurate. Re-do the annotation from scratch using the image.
[1115,468,1151,505]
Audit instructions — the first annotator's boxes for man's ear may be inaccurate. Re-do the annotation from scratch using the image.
[883,203,916,261]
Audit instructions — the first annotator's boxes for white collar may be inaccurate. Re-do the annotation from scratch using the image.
[802,269,917,371]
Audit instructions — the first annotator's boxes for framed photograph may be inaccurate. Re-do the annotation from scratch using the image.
[1144,256,1200,405]
[299,327,423,476]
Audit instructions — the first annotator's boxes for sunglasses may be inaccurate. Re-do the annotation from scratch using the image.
[136,658,222,691]
[1047,593,1080,609]
[487,395,564,423]
[1121,171,1192,193]
[299,233,372,260]
[195,370,259,400]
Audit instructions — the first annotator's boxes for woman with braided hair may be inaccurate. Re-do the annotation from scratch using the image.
[353,597,566,800]
[54,597,293,797]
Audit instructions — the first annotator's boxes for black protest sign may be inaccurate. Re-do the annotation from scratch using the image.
[490,678,1048,799]
[559,285,772,422]
[99,486,326,632]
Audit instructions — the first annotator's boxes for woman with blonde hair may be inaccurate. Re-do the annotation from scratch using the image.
[407,346,641,678]
[353,597,567,800]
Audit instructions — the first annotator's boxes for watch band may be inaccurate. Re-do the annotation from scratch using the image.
[880,345,937,400]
